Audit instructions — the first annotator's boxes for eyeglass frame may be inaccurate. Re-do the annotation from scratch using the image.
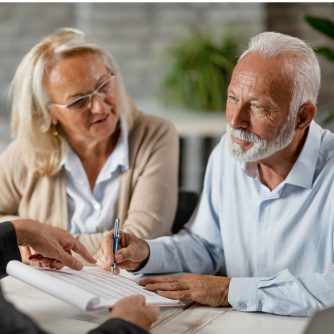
[47,74,116,111]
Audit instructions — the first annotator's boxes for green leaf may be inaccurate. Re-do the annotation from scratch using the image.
[322,111,334,125]
[305,15,334,39]
[315,47,334,62]
[161,27,239,112]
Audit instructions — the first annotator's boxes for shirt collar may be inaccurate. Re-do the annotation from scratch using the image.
[284,121,321,189]
[241,121,321,190]
[60,113,129,180]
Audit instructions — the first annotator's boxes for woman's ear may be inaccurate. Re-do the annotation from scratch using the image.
[295,102,317,130]
[49,109,59,126]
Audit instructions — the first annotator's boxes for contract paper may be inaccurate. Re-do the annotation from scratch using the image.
[6,260,183,311]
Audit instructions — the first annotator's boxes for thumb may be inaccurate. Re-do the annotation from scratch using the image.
[147,304,160,321]
[115,245,136,263]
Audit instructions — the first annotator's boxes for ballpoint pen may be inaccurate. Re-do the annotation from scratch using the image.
[112,218,120,275]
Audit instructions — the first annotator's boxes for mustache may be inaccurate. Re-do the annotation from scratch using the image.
[226,124,263,144]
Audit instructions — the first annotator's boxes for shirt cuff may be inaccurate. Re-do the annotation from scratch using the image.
[228,277,261,311]
[136,239,167,274]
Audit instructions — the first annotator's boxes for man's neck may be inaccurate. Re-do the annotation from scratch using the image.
[256,128,309,190]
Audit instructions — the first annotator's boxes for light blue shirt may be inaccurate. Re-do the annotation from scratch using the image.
[143,121,334,317]
[62,115,129,234]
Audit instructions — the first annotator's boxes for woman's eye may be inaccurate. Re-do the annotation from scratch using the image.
[69,97,89,109]
[98,81,111,94]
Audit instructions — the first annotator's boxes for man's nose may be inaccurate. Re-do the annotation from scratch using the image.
[229,105,249,129]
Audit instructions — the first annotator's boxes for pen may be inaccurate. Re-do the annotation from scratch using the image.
[112,218,120,275]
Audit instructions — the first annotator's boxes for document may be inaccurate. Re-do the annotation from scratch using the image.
[6,260,183,311]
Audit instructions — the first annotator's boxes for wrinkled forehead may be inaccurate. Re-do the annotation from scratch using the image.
[229,53,293,101]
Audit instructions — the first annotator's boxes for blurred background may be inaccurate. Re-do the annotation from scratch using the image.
[0,2,333,193]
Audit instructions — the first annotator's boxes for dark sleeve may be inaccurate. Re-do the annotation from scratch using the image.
[0,221,21,278]
[88,318,149,334]
[0,285,49,334]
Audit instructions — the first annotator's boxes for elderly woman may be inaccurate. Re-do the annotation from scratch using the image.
[0,28,178,258]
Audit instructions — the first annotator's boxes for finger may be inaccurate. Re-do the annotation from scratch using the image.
[117,260,141,271]
[146,304,160,321]
[144,281,186,292]
[115,245,140,263]
[49,261,64,270]
[55,248,84,270]
[128,294,146,305]
[157,289,190,301]
[69,238,96,264]
[95,250,114,270]
[96,234,115,266]
[139,275,177,286]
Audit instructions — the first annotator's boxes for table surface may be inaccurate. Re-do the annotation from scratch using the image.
[2,275,309,334]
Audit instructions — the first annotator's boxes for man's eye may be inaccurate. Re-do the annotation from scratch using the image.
[228,95,237,102]
[68,97,89,109]
[250,103,264,111]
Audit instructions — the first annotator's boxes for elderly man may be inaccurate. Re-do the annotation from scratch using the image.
[95,31,334,317]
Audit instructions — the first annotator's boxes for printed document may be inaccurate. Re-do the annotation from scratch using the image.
[6,260,183,311]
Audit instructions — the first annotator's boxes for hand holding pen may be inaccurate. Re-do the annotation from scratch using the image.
[112,218,120,275]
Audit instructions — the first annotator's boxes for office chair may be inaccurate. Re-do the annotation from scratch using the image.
[172,190,199,233]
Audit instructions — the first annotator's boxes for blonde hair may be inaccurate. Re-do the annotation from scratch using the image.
[10,27,132,176]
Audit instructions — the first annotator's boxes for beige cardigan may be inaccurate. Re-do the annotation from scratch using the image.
[0,109,179,255]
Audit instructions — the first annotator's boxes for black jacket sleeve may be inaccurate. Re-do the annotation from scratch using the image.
[89,318,149,334]
[0,221,21,278]
[0,284,49,334]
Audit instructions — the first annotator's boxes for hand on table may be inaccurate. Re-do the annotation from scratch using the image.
[110,295,160,331]
[140,274,231,307]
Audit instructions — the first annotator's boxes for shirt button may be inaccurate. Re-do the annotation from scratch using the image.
[94,203,101,210]
[239,303,247,310]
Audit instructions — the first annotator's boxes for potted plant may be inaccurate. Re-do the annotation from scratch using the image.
[161,28,239,112]
[305,14,334,124]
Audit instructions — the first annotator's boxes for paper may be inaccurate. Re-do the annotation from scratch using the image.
[6,260,183,311]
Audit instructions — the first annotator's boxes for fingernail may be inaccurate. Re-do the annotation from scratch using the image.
[74,262,83,270]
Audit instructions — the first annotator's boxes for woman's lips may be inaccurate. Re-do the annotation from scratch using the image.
[91,113,109,125]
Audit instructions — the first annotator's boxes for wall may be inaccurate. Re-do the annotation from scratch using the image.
[0,3,333,191]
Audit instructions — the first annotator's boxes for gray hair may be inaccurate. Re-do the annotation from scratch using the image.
[239,31,321,116]
[10,27,132,175]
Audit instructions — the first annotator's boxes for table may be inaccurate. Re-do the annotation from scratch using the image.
[2,276,308,334]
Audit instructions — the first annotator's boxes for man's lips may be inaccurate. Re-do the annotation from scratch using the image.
[231,135,252,147]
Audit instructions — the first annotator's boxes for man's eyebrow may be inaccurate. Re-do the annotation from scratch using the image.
[227,88,236,95]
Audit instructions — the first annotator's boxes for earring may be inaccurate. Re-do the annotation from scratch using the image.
[52,125,59,138]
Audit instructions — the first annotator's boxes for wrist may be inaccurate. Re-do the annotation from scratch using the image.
[138,242,150,271]
[11,219,35,246]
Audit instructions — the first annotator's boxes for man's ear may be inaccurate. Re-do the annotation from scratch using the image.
[295,102,317,130]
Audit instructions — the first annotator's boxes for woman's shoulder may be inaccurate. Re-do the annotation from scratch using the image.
[0,140,23,162]
[131,110,177,137]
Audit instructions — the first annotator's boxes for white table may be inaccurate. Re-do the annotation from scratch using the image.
[2,276,308,334]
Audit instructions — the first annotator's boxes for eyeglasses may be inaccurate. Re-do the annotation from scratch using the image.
[48,75,116,112]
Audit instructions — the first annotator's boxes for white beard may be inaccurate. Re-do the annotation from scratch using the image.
[227,113,297,163]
